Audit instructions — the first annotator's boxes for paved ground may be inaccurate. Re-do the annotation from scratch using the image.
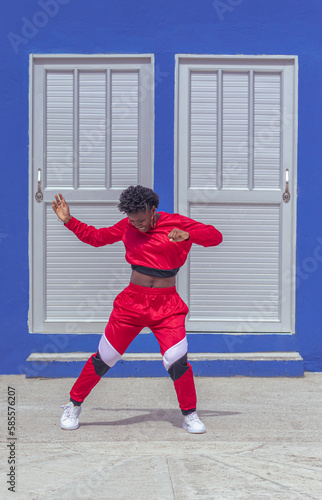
[1,373,322,499]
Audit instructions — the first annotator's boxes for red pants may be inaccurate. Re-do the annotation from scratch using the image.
[70,283,197,411]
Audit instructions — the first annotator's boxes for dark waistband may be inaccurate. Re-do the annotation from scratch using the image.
[131,264,180,278]
[128,282,177,295]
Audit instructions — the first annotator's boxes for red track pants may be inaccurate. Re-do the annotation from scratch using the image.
[70,282,197,412]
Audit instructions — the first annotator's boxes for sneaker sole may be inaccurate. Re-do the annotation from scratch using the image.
[60,423,79,430]
[182,423,206,434]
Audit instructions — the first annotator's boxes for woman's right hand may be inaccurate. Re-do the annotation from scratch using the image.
[52,193,72,224]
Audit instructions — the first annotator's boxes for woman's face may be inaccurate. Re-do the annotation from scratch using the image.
[127,206,156,232]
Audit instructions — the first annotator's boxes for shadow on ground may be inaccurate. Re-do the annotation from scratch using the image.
[82,408,241,428]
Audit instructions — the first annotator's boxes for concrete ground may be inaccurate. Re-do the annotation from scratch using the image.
[1,373,322,500]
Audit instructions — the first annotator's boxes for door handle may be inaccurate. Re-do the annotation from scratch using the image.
[282,169,290,203]
[35,168,43,203]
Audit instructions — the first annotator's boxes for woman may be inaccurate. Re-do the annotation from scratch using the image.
[53,185,222,434]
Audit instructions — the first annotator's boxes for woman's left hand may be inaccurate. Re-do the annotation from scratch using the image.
[168,228,190,242]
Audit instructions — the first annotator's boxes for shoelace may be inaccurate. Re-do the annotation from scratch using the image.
[61,403,75,419]
[188,412,200,423]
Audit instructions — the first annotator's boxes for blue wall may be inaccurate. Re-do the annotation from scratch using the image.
[1,0,322,374]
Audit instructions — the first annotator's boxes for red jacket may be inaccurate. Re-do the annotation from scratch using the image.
[65,211,222,270]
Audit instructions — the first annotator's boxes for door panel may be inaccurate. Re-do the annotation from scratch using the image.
[30,55,154,333]
[176,56,297,333]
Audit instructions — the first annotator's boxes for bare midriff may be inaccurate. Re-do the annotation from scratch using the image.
[130,270,175,288]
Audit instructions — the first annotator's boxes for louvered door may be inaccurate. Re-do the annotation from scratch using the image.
[30,55,154,333]
[176,56,297,333]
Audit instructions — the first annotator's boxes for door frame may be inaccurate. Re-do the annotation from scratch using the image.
[28,53,155,334]
[174,54,298,334]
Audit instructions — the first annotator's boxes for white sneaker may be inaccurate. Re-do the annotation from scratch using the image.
[183,411,206,434]
[60,402,82,430]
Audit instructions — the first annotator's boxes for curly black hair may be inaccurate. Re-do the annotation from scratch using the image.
[118,185,159,214]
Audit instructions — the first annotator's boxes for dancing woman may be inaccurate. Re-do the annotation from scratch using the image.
[53,185,222,433]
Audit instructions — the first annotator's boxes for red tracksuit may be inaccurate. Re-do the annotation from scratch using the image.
[64,212,222,411]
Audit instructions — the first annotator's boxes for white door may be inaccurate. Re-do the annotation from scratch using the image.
[29,55,154,333]
[175,55,298,333]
